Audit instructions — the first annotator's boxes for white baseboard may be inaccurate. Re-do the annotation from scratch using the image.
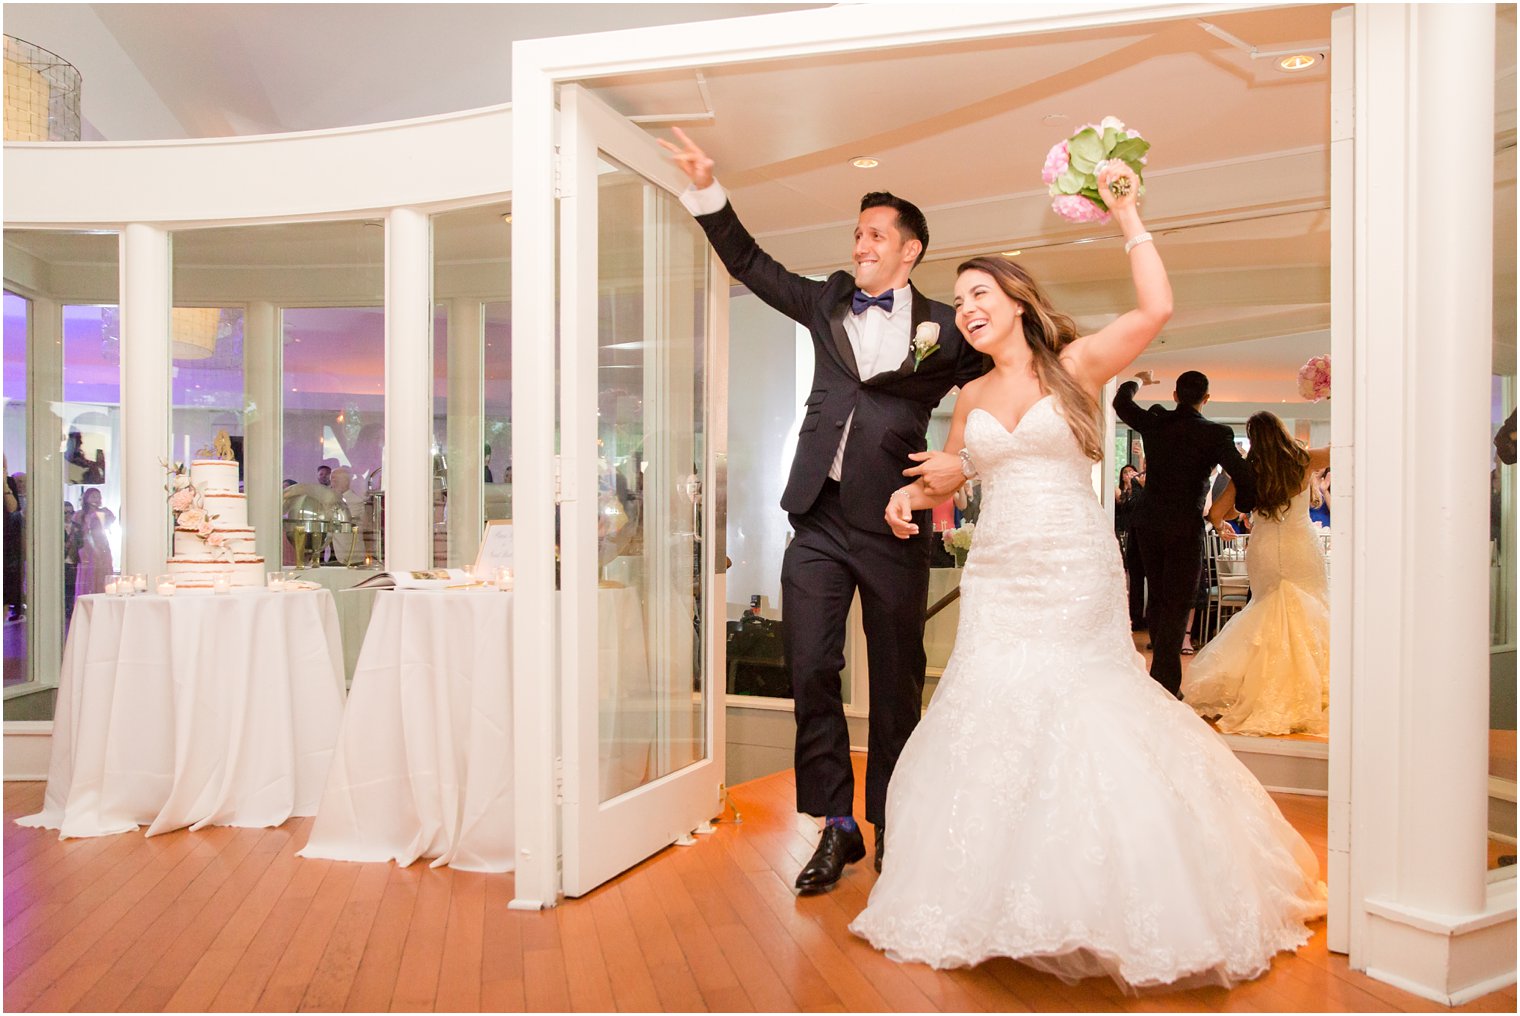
[4,721,53,781]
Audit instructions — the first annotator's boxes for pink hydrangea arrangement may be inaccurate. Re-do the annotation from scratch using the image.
[1297,355,1331,402]
[1045,116,1149,224]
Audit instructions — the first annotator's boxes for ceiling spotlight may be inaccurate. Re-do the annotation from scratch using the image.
[501,213,513,224]
[1277,53,1317,72]
[850,157,880,169]
[1001,250,1023,257]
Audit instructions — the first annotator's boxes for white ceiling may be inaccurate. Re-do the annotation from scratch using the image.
[4,3,1515,404]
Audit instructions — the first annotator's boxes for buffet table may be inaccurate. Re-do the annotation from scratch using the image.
[300,584,649,873]
[17,588,346,839]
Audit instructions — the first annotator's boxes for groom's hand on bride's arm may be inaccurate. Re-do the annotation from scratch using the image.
[904,450,963,499]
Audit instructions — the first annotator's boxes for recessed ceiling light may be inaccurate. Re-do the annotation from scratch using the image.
[1001,250,1022,257]
[501,213,513,224]
[1278,53,1317,72]
[850,157,880,169]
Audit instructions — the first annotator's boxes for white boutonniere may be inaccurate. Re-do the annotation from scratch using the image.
[912,322,941,371]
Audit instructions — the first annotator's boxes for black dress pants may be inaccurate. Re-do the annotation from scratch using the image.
[780,480,931,826]
[1135,520,1205,697]
[1123,530,1147,628]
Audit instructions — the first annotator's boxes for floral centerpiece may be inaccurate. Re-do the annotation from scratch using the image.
[1297,354,1331,402]
[942,520,975,568]
[163,460,226,558]
[1043,116,1150,224]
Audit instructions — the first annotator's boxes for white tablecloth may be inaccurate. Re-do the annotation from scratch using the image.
[17,589,347,839]
[300,584,650,873]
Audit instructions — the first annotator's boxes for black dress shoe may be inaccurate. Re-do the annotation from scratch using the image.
[874,822,885,873]
[795,824,865,891]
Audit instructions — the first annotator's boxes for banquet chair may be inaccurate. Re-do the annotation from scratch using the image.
[1203,529,1251,643]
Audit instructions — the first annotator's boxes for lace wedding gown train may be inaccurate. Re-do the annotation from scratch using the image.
[1182,488,1330,736]
[849,397,1326,990]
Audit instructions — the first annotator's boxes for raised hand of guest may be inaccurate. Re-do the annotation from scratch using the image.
[656,127,715,189]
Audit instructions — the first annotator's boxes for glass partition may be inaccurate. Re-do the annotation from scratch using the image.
[430,202,513,569]
[2,229,120,721]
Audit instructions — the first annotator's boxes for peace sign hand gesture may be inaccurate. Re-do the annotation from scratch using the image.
[655,127,715,189]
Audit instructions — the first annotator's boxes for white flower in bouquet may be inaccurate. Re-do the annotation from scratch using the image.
[942,520,975,553]
[1297,355,1331,402]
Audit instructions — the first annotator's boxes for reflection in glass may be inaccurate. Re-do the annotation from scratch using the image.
[596,158,708,801]
[3,292,28,693]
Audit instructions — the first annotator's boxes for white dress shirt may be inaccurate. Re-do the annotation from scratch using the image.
[681,179,913,481]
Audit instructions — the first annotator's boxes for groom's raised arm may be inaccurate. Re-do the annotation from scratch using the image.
[661,128,824,326]
[1113,379,1157,433]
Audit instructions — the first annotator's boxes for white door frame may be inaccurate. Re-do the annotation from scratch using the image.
[507,0,1280,912]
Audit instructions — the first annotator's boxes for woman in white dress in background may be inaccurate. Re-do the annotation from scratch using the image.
[849,164,1326,991]
[1183,412,1331,736]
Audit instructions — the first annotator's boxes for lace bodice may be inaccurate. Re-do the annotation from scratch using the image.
[956,397,1130,656]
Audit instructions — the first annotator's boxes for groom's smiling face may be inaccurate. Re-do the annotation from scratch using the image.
[852,207,919,296]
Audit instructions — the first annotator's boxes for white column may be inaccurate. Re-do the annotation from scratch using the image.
[445,297,483,567]
[119,225,171,576]
[509,60,560,910]
[1351,5,1514,1003]
[27,296,64,686]
[383,207,433,571]
[243,301,282,565]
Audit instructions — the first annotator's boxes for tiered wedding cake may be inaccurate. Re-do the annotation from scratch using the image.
[165,433,265,588]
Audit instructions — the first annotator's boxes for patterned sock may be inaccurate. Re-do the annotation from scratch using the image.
[825,816,858,834]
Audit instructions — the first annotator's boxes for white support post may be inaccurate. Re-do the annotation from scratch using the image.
[445,297,484,568]
[508,56,560,910]
[1351,4,1515,1003]
[383,207,433,571]
[119,225,171,576]
[244,300,282,565]
[27,296,64,686]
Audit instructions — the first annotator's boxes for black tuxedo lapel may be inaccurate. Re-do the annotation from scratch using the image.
[827,295,860,379]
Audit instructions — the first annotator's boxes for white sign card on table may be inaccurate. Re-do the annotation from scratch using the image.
[473,520,514,580]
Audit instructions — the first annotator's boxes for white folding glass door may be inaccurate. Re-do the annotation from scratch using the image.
[558,84,725,897]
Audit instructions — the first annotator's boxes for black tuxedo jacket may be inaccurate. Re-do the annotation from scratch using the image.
[1113,381,1257,530]
[696,201,989,534]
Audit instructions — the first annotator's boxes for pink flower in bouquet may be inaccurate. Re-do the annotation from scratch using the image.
[176,507,206,529]
[169,486,196,512]
[1041,141,1069,185]
[1050,194,1111,224]
[1297,355,1332,401]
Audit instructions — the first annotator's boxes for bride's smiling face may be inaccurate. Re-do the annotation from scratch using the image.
[954,268,1021,352]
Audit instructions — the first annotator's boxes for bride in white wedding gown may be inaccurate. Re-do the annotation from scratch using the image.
[1183,412,1331,736]
[849,165,1326,991]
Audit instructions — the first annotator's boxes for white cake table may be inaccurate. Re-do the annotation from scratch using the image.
[300,584,649,873]
[17,588,347,839]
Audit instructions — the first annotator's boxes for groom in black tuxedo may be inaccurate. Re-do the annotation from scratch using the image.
[1114,371,1256,698]
[663,129,988,890]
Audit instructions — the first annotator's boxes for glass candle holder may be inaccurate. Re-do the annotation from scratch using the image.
[267,571,286,591]
[494,566,514,591]
[133,573,149,594]
[155,574,176,597]
[211,572,231,595]
[103,573,123,595]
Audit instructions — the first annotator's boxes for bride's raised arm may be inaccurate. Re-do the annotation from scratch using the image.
[1062,163,1172,392]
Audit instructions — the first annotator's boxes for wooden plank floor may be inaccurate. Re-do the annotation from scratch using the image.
[5,762,1516,1013]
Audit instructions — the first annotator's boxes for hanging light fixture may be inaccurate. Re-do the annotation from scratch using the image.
[4,36,81,142]
[172,308,220,360]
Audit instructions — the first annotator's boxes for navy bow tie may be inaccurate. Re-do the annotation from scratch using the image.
[851,289,894,315]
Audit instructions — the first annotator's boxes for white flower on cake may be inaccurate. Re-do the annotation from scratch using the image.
[177,506,207,529]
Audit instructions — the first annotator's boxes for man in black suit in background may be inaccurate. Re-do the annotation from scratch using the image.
[662,128,988,890]
[1114,370,1256,698]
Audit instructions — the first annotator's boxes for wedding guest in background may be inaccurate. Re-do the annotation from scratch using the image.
[484,443,494,483]
[1114,369,1256,697]
[4,464,23,621]
[62,502,78,622]
[316,464,332,487]
[1496,408,1517,466]
[73,500,113,598]
[1309,467,1331,527]
[1115,464,1147,631]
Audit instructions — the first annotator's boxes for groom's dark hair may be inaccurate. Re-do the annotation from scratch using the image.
[860,192,929,266]
[1175,370,1210,407]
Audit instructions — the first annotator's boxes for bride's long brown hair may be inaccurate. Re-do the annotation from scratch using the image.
[957,256,1102,461]
[1245,411,1311,520]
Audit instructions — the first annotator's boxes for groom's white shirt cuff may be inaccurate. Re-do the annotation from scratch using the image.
[680,180,728,217]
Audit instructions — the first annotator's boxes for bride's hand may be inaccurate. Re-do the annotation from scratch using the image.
[1098,161,1141,217]
[885,488,919,539]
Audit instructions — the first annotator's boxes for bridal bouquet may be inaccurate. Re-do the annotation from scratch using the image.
[1043,116,1149,224]
[1297,354,1331,402]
